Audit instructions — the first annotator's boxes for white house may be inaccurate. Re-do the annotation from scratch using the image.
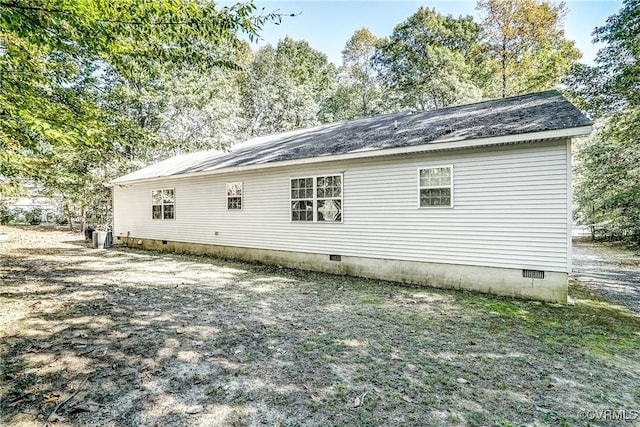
[112,91,591,302]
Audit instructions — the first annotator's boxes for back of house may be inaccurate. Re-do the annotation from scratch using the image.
[112,91,591,303]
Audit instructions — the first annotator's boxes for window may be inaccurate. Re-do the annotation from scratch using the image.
[291,175,343,222]
[291,177,314,221]
[316,175,342,222]
[226,182,243,210]
[419,166,452,207]
[152,189,175,219]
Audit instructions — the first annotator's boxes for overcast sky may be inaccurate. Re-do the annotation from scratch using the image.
[231,0,621,66]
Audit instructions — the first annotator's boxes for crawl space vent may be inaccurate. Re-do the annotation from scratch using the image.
[522,269,544,279]
[329,254,342,262]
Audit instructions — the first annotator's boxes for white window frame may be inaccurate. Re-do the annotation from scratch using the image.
[226,182,243,211]
[290,177,315,222]
[290,174,344,223]
[417,165,454,208]
[152,188,176,220]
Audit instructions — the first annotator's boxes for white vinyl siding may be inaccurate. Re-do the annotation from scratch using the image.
[114,140,570,272]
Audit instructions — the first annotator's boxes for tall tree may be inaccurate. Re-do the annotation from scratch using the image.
[341,28,383,117]
[0,0,281,196]
[477,0,580,97]
[241,37,337,136]
[0,0,282,233]
[569,0,640,244]
[374,7,483,111]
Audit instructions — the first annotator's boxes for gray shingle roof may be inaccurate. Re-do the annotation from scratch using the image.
[114,90,591,183]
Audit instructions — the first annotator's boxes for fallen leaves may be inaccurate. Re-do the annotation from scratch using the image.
[44,393,61,403]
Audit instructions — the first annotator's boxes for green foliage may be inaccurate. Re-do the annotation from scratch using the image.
[339,28,386,117]
[1,0,596,231]
[569,0,639,245]
[25,207,43,226]
[0,204,13,225]
[593,0,640,109]
[574,110,640,244]
[0,0,282,227]
[477,0,580,97]
[241,37,337,136]
[374,7,484,110]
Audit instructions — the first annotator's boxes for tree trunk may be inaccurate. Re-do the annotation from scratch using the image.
[501,38,507,98]
[362,90,368,117]
[65,205,73,232]
[80,204,86,235]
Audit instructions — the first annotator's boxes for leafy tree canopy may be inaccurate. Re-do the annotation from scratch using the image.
[374,7,483,111]
[241,37,337,136]
[569,0,640,244]
[478,0,580,97]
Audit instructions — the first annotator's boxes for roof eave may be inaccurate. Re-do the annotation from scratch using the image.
[112,125,592,186]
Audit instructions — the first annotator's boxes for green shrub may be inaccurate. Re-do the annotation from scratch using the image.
[0,206,13,225]
[25,208,42,225]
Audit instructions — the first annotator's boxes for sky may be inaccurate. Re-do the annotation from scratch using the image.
[229,0,622,66]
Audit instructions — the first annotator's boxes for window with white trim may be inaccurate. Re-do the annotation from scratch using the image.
[152,188,175,219]
[290,177,314,221]
[226,182,243,210]
[291,175,343,222]
[419,166,452,207]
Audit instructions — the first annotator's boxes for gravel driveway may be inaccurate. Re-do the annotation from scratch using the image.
[572,240,640,314]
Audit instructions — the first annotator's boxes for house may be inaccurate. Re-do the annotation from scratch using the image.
[112,91,592,302]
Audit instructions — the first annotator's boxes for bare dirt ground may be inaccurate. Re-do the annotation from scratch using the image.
[573,239,640,314]
[1,226,639,426]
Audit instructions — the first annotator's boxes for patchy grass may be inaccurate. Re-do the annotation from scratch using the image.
[1,226,639,426]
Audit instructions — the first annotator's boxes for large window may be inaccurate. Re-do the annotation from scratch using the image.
[418,166,452,207]
[152,188,175,219]
[226,182,243,210]
[291,175,342,222]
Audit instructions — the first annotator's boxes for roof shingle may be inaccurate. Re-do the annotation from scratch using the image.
[114,90,591,183]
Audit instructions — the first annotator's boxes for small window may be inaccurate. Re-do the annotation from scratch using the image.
[152,188,175,220]
[419,166,452,207]
[291,175,343,222]
[226,182,243,210]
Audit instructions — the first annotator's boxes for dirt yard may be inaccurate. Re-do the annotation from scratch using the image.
[1,226,639,426]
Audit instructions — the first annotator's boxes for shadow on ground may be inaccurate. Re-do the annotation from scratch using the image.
[1,228,639,426]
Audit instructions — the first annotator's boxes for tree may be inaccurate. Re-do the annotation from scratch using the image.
[0,0,284,232]
[0,0,282,196]
[374,7,483,111]
[574,110,640,242]
[241,37,337,136]
[593,0,640,109]
[341,28,384,117]
[477,0,580,97]
[569,0,640,245]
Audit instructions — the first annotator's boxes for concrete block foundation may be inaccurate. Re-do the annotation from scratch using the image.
[116,236,568,303]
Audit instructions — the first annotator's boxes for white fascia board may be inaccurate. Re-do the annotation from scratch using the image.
[112,125,592,187]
